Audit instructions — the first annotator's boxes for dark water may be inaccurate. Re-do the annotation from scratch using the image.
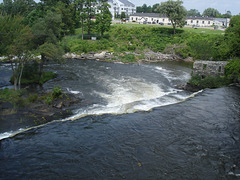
[0,60,240,179]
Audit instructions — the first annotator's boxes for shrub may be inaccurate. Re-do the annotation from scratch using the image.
[225,58,240,83]
[52,86,62,99]
[188,74,231,88]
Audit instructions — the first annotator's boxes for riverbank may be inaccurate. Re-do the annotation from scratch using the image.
[63,50,193,63]
[0,89,84,134]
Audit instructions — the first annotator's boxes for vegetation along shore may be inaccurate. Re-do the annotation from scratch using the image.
[0,0,240,131]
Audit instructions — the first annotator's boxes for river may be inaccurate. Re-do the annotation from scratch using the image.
[0,59,240,179]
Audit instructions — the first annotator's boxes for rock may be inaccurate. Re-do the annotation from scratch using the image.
[94,51,106,59]
[56,102,63,109]
[184,57,194,62]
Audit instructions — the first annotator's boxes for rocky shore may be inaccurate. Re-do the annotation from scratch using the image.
[63,50,193,63]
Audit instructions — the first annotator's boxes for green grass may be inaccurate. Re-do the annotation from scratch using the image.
[63,23,226,62]
[112,22,224,35]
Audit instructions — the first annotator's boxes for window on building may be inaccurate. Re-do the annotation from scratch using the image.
[121,8,123,10]
[202,21,204,24]
[191,20,193,23]
[163,19,165,21]
[197,20,199,24]
[208,21,210,24]
[152,18,153,21]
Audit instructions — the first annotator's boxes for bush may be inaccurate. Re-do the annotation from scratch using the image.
[188,74,231,88]
[45,86,63,105]
[52,86,62,99]
[225,58,240,83]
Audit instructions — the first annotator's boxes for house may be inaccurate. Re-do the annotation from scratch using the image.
[130,13,171,25]
[108,0,136,18]
[129,13,230,27]
[186,16,214,27]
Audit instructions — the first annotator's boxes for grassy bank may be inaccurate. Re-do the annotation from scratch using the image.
[63,23,226,62]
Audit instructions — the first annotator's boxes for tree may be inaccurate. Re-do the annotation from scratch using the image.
[225,15,240,58]
[158,0,187,34]
[75,0,97,36]
[0,15,33,90]
[55,2,76,36]
[221,11,232,18]
[152,3,160,13]
[31,11,64,81]
[203,8,220,17]
[0,0,36,16]
[95,0,112,36]
[187,9,201,16]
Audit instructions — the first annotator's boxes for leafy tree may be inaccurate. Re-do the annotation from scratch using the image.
[31,11,64,81]
[55,2,76,36]
[152,3,160,13]
[0,0,36,16]
[40,0,72,6]
[187,9,201,16]
[158,0,187,34]
[25,8,44,27]
[225,15,240,58]
[0,15,33,90]
[203,8,220,17]
[136,6,142,13]
[142,4,147,13]
[95,0,112,36]
[220,11,232,18]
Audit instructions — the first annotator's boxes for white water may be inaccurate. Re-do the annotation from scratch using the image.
[0,61,195,139]
[68,66,192,120]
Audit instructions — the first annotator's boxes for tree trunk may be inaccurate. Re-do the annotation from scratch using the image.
[11,62,18,91]
[18,62,24,90]
[171,20,176,34]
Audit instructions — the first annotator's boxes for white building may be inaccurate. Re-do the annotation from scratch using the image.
[186,16,214,27]
[130,13,171,25]
[108,0,136,18]
[129,13,230,27]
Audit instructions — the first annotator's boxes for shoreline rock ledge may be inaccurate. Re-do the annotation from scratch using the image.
[63,51,193,62]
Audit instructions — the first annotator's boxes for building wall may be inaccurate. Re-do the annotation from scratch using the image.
[130,14,171,25]
[193,61,228,77]
[108,0,136,18]
[186,18,214,27]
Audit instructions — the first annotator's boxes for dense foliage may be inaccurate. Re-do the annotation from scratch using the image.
[0,0,112,90]
[225,58,240,83]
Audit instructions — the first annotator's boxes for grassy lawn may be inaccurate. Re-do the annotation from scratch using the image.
[112,22,224,35]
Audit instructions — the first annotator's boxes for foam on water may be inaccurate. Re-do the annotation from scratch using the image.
[68,74,190,120]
